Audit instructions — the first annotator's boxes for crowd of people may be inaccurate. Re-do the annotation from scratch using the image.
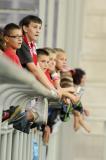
[0,15,90,145]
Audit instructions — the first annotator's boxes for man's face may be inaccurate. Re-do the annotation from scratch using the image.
[38,55,49,72]
[5,29,22,49]
[48,53,56,72]
[56,53,67,71]
[23,22,42,42]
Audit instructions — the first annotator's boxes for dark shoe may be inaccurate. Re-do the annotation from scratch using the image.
[2,105,21,122]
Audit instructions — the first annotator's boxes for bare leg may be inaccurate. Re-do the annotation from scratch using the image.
[73,115,81,131]
[79,115,91,133]
[43,126,51,145]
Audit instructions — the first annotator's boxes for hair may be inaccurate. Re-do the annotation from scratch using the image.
[36,48,49,58]
[60,74,74,88]
[0,27,4,36]
[0,36,6,51]
[54,48,65,53]
[19,15,42,27]
[44,47,56,54]
[3,23,21,36]
[0,28,6,51]
[71,68,86,85]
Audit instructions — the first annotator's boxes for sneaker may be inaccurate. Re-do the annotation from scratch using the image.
[8,105,22,124]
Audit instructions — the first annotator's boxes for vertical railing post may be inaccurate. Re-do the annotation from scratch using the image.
[39,133,43,160]
[26,133,31,160]
[12,130,19,160]
[22,133,27,160]
[0,133,7,160]
[103,120,106,160]
[6,132,13,160]
[18,132,24,160]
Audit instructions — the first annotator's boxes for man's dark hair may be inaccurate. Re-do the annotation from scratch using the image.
[3,23,21,36]
[19,15,42,27]
[72,68,86,85]
[36,48,49,57]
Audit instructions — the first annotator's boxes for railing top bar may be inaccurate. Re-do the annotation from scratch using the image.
[0,55,58,99]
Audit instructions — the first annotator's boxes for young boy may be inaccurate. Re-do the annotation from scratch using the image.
[37,49,50,73]
[3,23,22,67]
[36,48,54,84]
[36,48,57,144]
[2,23,40,125]
[17,15,56,92]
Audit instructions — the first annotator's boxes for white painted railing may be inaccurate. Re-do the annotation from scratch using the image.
[0,55,58,160]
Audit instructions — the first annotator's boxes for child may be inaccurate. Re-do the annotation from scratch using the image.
[44,48,60,88]
[44,48,57,72]
[60,72,91,133]
[3,23,22,67]
[36,48,52,143]
[36,48,61,144]
[17,15,56,92]
[54,48,67,72]
[72,68,90,116]
[36,48,51,82]
[45,47,74,93]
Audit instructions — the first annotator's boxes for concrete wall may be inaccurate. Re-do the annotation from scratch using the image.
[57,1,106,160]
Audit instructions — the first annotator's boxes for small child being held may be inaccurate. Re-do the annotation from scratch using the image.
[60,71,91,133]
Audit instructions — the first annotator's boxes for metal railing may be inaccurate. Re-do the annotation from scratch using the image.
[0,55,58,160]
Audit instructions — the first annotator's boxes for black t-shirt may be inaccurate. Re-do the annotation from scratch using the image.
[17,41,33,69]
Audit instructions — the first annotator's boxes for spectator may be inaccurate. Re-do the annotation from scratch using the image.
[60,74,91,133]
[17,15,56,91]
[37,48,54,85]
[44,48,60,89]
[3,23,22,67]
[72,68,86,86]
[72,68,90,116]
[54,48,67,72]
